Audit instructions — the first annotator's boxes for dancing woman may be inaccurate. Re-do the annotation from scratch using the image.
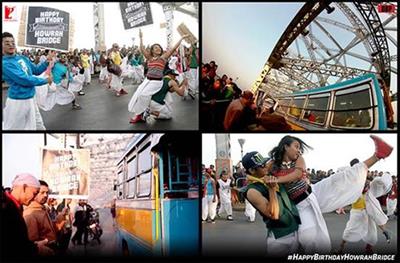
[128,29,189,123]
[263,135,393,253]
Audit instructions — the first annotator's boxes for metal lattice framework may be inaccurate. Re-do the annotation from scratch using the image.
[252,1,397,98]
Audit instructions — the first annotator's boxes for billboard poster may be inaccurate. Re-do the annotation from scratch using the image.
[41,148,90,199]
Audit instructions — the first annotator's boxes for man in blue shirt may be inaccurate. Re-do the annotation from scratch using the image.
[2,32,54,130]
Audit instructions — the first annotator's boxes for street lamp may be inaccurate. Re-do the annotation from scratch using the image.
[238,138,246,159]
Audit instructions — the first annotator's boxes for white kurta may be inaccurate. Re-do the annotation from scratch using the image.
[128,78,163,115]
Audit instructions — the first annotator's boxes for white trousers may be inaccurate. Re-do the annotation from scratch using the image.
[219,202,233,217]
[386,198,397,216]
[128,78,163,115]
[244,199,256,221]
[149,100,173,119]
[202,195,218,221]
[296,162,368,253]
[3,97,45,130]
[83,67,91,83]
[267,231,299,257]
[342,209,378,246]
[110,73,122,92]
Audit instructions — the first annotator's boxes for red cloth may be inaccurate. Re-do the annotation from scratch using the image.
[5,191,22,212]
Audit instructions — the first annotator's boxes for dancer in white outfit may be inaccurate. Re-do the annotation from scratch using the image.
[202,169,218,223]
[263,135,394,254]
[128,29,190,123]
[217,170,235,220]
[338,162,392,254]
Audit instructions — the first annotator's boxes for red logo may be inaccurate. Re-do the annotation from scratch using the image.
[377,3,397,14]
[4,5,16,21]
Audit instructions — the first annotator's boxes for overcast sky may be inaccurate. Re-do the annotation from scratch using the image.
[202,133,397,176]
[2,2,198,50]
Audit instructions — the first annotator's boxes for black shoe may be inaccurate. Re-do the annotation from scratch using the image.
[383,230,391,243]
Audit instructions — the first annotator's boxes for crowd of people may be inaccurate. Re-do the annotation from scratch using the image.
[2,31,199,130]
[1,174,101,260]
[200,60,292,131]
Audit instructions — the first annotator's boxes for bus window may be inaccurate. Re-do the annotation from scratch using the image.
[117,169,124,200]
[126,157,137,198]
[302,93,330,125]
[137,143,152,197]
[331,86,373,128]
[277,98,290,114]
[288,97,305,118]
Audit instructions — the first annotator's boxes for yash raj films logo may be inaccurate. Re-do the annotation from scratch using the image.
[4,5,17,21]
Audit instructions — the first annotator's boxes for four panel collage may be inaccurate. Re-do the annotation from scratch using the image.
[1,1,398,262]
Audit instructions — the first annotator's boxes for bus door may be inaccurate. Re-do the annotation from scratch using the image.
[159,150,199,256]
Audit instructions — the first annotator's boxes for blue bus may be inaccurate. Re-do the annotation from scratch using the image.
[272,74,389,130]
[114,133,199,256]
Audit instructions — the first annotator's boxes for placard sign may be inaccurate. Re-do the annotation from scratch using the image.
[25,6,69,51]
[119,2,153,30]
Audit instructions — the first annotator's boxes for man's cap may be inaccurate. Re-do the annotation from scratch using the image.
[241,90,254,101]
[242,151,270,171]
[165,68,179,76]
[12,173,40,188]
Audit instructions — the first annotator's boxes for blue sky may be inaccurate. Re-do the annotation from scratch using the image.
[203,2,397,93]
[203,2,302,90]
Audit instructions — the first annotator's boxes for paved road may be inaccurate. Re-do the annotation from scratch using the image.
[2,76,198,130]
[202,208,397,257]
[67,208,118,257]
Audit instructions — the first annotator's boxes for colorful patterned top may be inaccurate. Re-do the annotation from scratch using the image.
[146,57,167,80]
[272,161,309,201]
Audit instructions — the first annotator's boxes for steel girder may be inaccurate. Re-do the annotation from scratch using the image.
[353,2,391,86]
[280,57,374,79]
[267,1,332,69]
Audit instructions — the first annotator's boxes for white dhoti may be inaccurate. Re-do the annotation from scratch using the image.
[202,195,218,221]
[342,209,378,245]
[149,92,174,119]
[266,231,299,257]
[110,73,122,92]
[294,162,368,253]
[312,162,368,213]
[128,78,163,115]
[296,193,331,254]
[244,199,256,222]
[99,66,109,82]
[188,67,198,92]
[68,74,84,93]
[35,82,75,111]
[3,97,45,130]
[83,67,91,83]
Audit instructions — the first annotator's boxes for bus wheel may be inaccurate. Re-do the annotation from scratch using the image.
[122,240,129,256]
